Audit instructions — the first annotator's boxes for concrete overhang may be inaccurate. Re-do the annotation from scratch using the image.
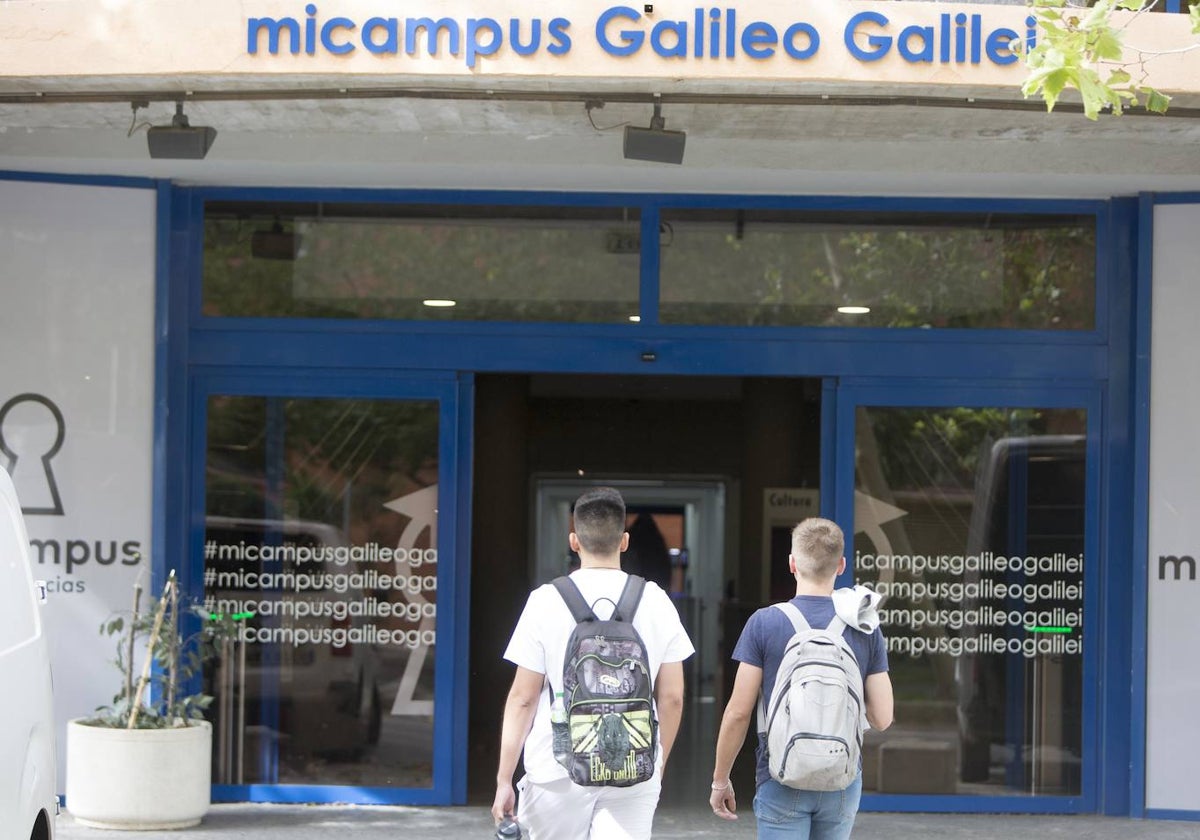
[1,0,1199,197]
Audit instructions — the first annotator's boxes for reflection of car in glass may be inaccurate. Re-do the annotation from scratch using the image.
[204,516,382,777]
[0,467,57,840]
[956,435,1085,793]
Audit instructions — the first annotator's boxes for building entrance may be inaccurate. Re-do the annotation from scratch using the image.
[467,374,823,804]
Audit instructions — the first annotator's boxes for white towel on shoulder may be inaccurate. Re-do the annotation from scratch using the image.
[831,584,883,633]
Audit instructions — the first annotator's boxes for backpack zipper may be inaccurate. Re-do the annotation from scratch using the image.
[767,663,863,725]
[777,733,854,778]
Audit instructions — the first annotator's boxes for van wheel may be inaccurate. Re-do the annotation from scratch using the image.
[31,811,52,840]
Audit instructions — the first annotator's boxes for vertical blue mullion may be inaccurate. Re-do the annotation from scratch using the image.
[1166,0,1181,13]
[1082,385,1105,812]
[1128,193,1155,817]
[261,397,284,784]
[188,191,206,329]
[821,378,839,522]
[832,382,857,578]
[431,379,460,802]
[152,180,174,592]
[1095,197,1137,815]
[640,204,661,325]
[1094,206,1111,342]
[451,373,474,803]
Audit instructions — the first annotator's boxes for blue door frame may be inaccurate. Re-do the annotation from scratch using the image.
[183,369,473,805]
[829,378,1104,814]
[154,184,1139,812]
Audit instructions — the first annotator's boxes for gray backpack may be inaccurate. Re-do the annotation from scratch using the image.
[759,602,864,791]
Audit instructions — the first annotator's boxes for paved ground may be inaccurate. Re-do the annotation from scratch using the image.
[55,803,1200,839]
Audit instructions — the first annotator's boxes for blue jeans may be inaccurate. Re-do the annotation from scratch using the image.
[752,774,863,840]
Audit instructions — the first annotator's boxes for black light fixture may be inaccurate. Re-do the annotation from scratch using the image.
[251,218,300,261]
[623,102,686,165]
[147,102,217,160]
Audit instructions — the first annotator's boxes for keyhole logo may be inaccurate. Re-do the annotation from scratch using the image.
[0,393,65,516]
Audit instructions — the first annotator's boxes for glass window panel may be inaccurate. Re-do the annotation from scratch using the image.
[659,210,1095,329]
[203,203,641,323]
[203,395,439,789]
[854,405,1085,796]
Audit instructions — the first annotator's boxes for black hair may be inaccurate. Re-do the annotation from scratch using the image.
[572,487,626,555]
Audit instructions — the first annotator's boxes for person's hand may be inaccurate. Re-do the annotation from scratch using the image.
[710,779,737,820]
[491,783,516,826]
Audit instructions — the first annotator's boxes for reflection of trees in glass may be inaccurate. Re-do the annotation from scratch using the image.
[854,405,1085,724]
[659,213,1094,329]
[205,396,438,531]
[864,407,1043,493]
[202,206,641,323]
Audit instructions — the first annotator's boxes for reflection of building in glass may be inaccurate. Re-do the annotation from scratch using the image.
[853,408,1086,797]
[203,395,441,790]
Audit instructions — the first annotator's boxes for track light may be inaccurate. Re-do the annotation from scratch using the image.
[251,218,300,261]
[146,102,217,160]
[623,102,686,165]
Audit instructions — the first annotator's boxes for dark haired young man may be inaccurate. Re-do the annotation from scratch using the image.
[709,517,894,839]
[493,487,694,839]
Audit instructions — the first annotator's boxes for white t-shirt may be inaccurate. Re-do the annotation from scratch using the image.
[503,568,696,783]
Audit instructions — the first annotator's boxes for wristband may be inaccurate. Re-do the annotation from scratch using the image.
[711,781,730,791]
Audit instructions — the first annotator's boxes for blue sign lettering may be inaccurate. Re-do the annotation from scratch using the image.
[243,4,1028,70]
[597,6,642,56]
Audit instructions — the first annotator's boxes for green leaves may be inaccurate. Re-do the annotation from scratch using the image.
[87,575,234,729]
[1022,0,1178,118]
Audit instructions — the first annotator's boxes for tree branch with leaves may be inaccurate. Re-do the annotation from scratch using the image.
[1022,0,1200,117]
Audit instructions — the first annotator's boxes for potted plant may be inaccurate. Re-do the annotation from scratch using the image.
[65,570,231,830]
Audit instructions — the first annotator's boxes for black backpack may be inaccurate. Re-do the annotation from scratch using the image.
[550,574,656,787]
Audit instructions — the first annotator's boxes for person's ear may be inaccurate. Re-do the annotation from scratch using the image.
[620,532,630,552]
[789,554,797,576]
[569,532,581,552]
[837,556,847,577]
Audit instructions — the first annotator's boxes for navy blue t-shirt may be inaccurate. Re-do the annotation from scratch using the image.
[731,594,889,787]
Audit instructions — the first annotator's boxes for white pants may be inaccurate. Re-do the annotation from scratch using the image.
[516,773,662,840]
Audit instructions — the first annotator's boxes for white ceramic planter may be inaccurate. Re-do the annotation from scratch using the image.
[65,718,212,830]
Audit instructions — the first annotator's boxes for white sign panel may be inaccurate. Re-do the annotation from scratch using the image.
[1147,204,1200,812]
[0,179,156,790]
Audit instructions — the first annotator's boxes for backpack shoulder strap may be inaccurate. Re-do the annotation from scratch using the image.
[825,615,848,637]
[772,601,811,633]
[552,576,597,624]
[757,601,810,735]
[613,574,646,623]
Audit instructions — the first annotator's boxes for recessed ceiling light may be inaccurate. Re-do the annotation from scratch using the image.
[628,315,641,323]
[423,299,457,308]
[838,305,871,315]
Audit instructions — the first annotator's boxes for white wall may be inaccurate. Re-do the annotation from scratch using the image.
[0,179,156,790]
[1146,203,1200,813]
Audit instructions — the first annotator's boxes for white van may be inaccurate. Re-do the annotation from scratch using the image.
[0,466,57,840]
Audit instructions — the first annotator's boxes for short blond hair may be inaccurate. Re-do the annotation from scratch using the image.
[791,518,844,582]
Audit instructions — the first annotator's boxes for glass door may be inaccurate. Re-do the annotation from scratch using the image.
[190,372,469,805]
[833,381,1100,813]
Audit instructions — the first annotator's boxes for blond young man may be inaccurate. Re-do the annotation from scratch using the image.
[493,487,695,839]
[709,517,894,839]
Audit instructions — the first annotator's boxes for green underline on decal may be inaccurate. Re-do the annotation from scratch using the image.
[1025,626,1072,634]
[209,611,256,622]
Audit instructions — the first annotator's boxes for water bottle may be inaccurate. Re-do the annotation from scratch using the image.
[550,691,571,766]
[495,815,522,839]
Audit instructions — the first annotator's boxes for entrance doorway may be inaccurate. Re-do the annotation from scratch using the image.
[467,374,823,803]
[533,478,726,699]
